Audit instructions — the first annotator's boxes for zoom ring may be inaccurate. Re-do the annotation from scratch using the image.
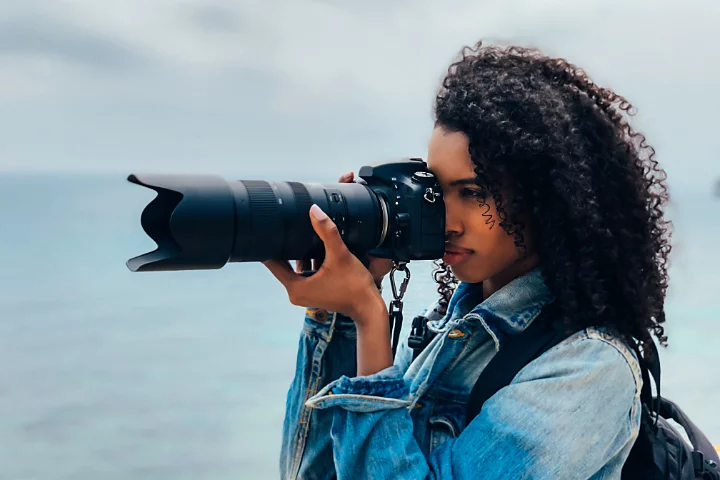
[287,182,315,259]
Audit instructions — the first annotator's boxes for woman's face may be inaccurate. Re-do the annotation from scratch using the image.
[426,126,539,292]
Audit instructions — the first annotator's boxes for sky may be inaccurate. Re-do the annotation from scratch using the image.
[0,0,718,192]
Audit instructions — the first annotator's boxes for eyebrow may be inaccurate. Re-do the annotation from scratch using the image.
[448,177,478,187]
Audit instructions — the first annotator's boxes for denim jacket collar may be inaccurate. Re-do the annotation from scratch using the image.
[437,266,555,334]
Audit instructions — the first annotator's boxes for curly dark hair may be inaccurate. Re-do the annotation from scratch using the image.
[431,41,672,353]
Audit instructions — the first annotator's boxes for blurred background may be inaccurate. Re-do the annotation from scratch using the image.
[0,0,718,479]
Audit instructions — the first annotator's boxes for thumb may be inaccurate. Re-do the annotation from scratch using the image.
[309,204,347,262]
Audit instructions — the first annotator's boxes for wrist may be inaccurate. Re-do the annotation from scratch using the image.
[351,291,388,328]
[353,296,392,376]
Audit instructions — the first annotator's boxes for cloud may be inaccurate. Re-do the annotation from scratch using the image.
[187,4,246,34]
[0,16,147,69]
[3,0,717,103]
[0,0,717,191]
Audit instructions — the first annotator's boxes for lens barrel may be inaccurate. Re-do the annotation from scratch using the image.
[126,174,387,272]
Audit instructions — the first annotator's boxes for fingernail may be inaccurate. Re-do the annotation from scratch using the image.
[310,204,327,220]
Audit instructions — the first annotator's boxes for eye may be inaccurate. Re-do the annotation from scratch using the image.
[460,188,485,199]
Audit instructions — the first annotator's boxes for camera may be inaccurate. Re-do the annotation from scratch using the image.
[126,158,446,272]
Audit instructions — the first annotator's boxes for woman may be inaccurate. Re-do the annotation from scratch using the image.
[264,41,671,479]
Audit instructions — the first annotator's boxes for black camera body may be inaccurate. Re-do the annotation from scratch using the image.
[356,158,445,261]
[126,158,446,272]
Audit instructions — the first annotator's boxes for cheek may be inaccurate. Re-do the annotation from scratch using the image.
[471,221,520,261]
[468,202,514,250]
[454,208,522,281]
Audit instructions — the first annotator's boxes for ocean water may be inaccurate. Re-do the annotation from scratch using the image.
[0,173,717,479]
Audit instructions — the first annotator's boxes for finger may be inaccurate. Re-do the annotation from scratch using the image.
[368,257,393,278]
[263,259,298,287]
[308,205,347,263]
[295,258,310,274]
[338,172,354,183]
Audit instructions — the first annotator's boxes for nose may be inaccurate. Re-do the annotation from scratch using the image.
[444,201,463,239]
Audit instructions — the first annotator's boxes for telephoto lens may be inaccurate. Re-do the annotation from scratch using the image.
[126,158,446,272]
[126,174,386,272]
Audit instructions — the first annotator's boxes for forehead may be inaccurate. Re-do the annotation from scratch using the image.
[426,127,477,183]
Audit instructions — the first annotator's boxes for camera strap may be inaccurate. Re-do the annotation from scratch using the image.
[388,261,411,358]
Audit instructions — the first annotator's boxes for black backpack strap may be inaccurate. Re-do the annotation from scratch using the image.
[466,304,569,422]
[632,339,662,422]
[658,397,720,464]
[624,340,720,480]
[408,314,435,361]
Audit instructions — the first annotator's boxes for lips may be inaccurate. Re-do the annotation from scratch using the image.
[442,244,474,266]
[445,244,474,254]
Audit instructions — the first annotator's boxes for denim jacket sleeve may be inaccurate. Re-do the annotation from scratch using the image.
[303,329,642,480]
[279,308,358,480]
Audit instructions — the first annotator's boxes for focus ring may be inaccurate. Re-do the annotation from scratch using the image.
[242,180,283,259]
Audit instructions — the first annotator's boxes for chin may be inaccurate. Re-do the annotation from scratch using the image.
[448,264,487,284]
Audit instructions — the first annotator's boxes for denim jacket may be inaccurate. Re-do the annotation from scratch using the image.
[279,266,643,479]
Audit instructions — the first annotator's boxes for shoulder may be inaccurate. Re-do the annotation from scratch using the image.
[480,327,643,479]
[515,326,643,401]
[566,327,642,391]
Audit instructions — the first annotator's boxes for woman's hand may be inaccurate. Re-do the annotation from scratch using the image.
[295,172,394,288]
[263,203,387,323]
[266,200,394,375]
